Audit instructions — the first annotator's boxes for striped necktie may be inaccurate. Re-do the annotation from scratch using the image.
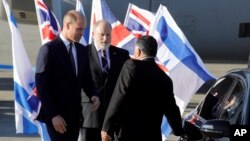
[101,50,109,74]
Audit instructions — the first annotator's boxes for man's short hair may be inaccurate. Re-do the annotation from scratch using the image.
[63,10,85,25]
[136,35,158,57]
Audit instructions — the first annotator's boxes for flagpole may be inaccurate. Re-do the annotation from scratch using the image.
[123,3,132,25]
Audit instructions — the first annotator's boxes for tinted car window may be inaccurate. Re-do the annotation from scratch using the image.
[182,70,250,141]
[219,80,244,124]
[198,76,235,119]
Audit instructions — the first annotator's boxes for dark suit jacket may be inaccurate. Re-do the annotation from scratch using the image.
[81,44,129,128]
[35,36,96,127]
[102,58,184,141]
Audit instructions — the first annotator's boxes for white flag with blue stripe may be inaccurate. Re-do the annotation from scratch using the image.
[2,0,50,140]
[149,4,216,140]
[76,0,89,46]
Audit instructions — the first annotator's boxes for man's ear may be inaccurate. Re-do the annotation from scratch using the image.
[66,22,70,30]
[134,47,141,58]
[137,48,142,57]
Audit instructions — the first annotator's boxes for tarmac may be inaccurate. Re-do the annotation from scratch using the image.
[0,19,248,141]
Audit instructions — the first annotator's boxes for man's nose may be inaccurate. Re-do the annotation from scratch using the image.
[103,35,110,41]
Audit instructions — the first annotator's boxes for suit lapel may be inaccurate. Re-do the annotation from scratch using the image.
[108,46,118,72]
[88,44,103,78]
[75,44,82,78]
[57,37,69,59]
[57,37,77,77]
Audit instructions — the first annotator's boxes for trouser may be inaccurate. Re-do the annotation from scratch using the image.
[78,127,101,141]
[46,123,80,141]
[78,127,119,141]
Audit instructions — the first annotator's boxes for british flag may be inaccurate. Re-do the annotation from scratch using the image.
[124,3,154,38]
[34,0,61,45]
[89,0,136,54]
[28,0,61,118]
[186,114,206,128]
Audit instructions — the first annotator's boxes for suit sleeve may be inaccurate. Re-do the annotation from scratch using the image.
[163,77,184,136]
[81,47,98,98]
[102,59,136,134]
[35,45,58,122]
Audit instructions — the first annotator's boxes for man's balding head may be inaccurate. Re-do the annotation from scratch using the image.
[61,10,86,42]
[92,20,112,50]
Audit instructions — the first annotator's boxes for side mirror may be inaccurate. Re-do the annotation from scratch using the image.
[200,119,230,138]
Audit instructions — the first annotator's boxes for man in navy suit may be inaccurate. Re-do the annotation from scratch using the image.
[101,35,186,141]
[79,20,130,141]
[35,10,99,141]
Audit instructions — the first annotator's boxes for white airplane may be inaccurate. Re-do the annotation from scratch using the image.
[1,0,250,61]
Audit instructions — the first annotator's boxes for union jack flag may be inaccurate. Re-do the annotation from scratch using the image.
[124,3,154,38]
[30,0,61,120]
[89,0,136,54]
[186,114,206,128]
[34,0,61,45]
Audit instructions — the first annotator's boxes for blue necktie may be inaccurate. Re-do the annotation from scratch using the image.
[69,43,76,74]
[101,50,109,74]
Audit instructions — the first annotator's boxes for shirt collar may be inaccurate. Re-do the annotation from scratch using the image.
[94,43,109,54]
[60,34,72,50]
[94,42,102,52]
[140,56,154,60]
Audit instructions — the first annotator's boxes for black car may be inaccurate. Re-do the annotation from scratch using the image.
[181,58,250,141]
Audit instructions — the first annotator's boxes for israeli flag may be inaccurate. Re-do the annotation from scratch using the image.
[2,0,50,140]
[149,4,216,140]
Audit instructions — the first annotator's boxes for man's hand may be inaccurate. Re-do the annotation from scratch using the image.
[91,96,100,111]
[101,131,112,141]
[52,115,67,134]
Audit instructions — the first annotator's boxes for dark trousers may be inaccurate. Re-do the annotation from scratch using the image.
[79,127,101,141]
[46,123,80,141]
[78,128,120,141]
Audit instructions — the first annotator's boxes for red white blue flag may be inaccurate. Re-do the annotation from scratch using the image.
[34,0,61,45]
[124,3,169,75]
[89,0,136,54]
[124,3,154,38]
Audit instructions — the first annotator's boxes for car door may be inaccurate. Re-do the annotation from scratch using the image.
[217,79,244,124]
[199,74,245,141]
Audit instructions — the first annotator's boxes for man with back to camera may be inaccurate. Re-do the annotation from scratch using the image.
[101,35,187,141]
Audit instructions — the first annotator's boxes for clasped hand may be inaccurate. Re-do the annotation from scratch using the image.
[91,96,100,111]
